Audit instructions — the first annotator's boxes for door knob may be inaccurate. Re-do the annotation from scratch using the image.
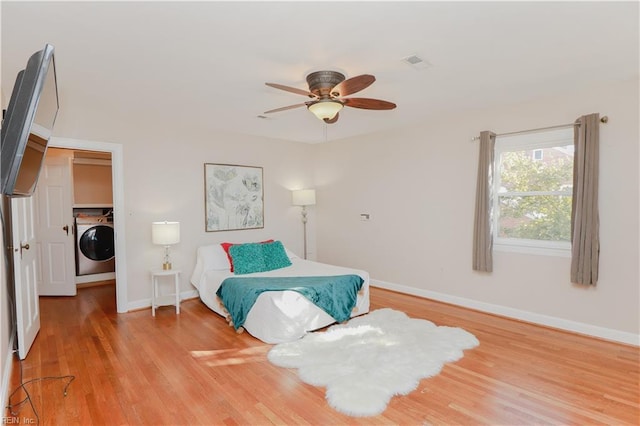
[63,225,69,235]
[20,242,30,257]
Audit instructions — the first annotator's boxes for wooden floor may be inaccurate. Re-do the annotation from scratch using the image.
[5,285,639,425]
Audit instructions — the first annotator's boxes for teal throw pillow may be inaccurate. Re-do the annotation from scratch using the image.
[229,243,266,275]
[262,241,292,270]
[229,240,292,275]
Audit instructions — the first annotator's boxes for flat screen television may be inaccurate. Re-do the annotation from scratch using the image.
[1,44,59,197]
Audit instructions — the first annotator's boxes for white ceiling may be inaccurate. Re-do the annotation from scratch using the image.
[2,1,638,144]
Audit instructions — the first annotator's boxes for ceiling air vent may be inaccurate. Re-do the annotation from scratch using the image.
[402,54,432,70]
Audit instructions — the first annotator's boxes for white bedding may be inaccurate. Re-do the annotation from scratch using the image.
[190,245,370,343]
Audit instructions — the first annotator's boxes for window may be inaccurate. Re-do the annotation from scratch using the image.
[494,128,574,255]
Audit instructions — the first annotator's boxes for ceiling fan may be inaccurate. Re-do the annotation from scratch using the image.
[264,70,396,124]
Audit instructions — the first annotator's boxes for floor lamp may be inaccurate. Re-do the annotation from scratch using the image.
[292,189,316,259]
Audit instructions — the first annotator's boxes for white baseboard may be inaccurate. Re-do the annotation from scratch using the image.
[1,333,16,412]
[75,272,116,284]
[371,279,640,346]
[127,289,199,312]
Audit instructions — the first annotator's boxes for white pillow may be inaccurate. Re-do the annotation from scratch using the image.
[199,244,231,271]
[190,244,231,290]
[285,248,299,260]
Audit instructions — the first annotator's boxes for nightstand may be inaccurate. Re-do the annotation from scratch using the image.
[151,268,181,316]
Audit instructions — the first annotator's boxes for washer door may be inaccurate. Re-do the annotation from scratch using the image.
[79,225,114,261]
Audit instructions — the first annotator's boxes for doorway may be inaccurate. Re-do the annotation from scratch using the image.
[48,137,127,313]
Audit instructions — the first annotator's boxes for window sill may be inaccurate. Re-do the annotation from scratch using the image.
[494,240,571,258]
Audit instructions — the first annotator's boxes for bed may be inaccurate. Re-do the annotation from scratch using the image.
[190,242,370,343]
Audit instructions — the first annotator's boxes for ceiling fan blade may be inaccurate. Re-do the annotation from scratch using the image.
[342,98,397,110]
[265,82,315,97]
[264,103,307,114]
[323,112,340,124]
[331,74,375,97]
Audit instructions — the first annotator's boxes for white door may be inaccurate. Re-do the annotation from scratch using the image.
[11,196,41,360]
[35,152,76,296]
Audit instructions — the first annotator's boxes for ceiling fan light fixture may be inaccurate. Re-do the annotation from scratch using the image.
[308,100,343,121]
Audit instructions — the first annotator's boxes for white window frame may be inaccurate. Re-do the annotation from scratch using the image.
[493,127,574,257]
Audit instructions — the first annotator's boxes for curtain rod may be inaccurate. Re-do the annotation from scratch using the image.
[471,115,608,141]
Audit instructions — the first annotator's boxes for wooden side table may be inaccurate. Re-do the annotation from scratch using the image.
[151,268,181,316]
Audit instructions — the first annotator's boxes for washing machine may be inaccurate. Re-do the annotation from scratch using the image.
[75,213,115,276]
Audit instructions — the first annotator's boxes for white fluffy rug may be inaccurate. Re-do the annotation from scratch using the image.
[267,308,479,417]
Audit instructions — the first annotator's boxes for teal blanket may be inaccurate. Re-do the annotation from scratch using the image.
[216,275,364,331]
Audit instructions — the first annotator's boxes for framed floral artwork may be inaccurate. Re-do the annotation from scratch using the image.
[204,163,264,232]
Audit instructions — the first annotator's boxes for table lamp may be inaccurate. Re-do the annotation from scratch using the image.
[152,221,180,270]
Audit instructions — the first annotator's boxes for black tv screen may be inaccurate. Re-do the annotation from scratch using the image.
[1,44,59,197]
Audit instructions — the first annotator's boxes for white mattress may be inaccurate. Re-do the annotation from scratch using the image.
[192,257,370,343]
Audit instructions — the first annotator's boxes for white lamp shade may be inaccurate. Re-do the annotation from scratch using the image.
[152,221,180,245]
[308,101,343,121]
[292,189,316,206]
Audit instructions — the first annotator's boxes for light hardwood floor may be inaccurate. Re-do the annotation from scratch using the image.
[5,284,639,425]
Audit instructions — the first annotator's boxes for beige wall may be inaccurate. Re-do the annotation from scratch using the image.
[120,132,317,303]
[312,77,639,337]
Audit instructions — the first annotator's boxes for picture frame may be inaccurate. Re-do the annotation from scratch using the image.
[204,163,264,232]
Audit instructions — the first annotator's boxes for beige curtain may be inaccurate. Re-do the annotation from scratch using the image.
[571,113,600,285]
[473,131,496,272]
